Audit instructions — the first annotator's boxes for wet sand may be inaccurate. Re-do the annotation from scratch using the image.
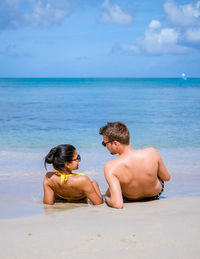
[0,148,200,257]
[0,197,200,259]
[0,163,199,219]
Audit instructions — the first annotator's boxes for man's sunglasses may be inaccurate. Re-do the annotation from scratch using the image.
[72,154,81,162]
[102,141,112,147]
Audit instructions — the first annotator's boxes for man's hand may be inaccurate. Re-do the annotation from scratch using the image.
[156,150,171,181]
[104,164,123,209]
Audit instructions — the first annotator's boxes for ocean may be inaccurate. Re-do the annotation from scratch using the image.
[0,78,200,217]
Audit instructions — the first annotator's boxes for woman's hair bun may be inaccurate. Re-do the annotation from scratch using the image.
[44,147,57,165]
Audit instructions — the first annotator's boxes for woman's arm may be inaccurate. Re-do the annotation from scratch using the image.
[43,174,55,205]
[78,176,103,205]
[91,180,102,198]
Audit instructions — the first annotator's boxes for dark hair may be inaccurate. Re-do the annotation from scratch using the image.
[44,144,76,171]
[99,121,130,145]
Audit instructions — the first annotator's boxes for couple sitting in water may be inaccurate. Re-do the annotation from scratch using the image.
[43,122,171,209]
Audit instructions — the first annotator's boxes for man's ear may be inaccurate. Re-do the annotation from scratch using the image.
[114,141,121,153]
[113,140,120,148]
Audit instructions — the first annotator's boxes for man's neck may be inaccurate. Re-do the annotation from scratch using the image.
[118,144,133,155]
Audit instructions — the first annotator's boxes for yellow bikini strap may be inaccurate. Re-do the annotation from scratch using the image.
[55,171,84,184]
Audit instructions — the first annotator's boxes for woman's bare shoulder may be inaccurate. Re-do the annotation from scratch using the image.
[43,172,56,185]
[44,172,55,178]
[70,174,90,187]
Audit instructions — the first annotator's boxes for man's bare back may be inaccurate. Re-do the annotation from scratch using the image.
[99,122,170,209]
[105,147,170,200]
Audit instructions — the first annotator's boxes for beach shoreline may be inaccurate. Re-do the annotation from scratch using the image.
[1,145,200,219]
[1,147,200,219]
[1,197,200,259]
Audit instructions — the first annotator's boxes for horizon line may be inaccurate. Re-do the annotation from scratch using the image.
[0,76,199,79]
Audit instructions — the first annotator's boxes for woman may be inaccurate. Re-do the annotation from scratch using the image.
[43,144,103,205]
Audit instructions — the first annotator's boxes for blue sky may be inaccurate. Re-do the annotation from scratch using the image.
[0,0,200,77]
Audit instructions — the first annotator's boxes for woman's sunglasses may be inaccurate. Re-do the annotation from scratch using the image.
[72,154,81,162]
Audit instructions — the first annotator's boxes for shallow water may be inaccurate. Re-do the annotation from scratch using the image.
[0,78,200,218]
[0,148,199,219]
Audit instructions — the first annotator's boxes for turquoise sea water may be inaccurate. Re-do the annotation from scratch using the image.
[0,78,200,218]
[0,78,200,150]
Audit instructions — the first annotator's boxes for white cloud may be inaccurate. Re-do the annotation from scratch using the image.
[120,44,139,54]
[143,23,188,54]
[120,1,200,55]
[24,1,68,27]
[164,1,200,27]
[163,1,200,44]
[148,20,161,30]
[185,28,200,42]
[100,0,132,25]
[121,20,189,55]
[0,0,69,29]
[145,22,178,45]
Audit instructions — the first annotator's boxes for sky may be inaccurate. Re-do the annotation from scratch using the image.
[0,0,200,77]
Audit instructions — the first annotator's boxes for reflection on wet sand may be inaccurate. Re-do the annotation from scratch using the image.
[43,201,90,214]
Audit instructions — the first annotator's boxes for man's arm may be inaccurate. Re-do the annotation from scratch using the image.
[104,164,123,209]
[156,150,171,181]
[43,175,55,205]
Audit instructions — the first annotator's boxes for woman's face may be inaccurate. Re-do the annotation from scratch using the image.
[65,149,80,171]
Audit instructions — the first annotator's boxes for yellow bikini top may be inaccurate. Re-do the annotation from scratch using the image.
[55,171,84,184]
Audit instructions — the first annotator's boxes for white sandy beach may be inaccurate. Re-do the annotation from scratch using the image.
[1,197,200,259]
[0,149,200,258]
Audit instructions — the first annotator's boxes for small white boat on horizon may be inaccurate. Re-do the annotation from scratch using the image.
[181,72,187,80]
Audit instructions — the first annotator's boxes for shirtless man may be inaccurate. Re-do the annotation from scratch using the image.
[99,122,171,209]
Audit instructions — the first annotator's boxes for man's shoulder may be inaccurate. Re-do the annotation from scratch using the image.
[138,147,158,155]
[138,147,161,161]
[145,147,157,153]
[131,147,158,160]
[104,160,115,171]
[104,157,123,176]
